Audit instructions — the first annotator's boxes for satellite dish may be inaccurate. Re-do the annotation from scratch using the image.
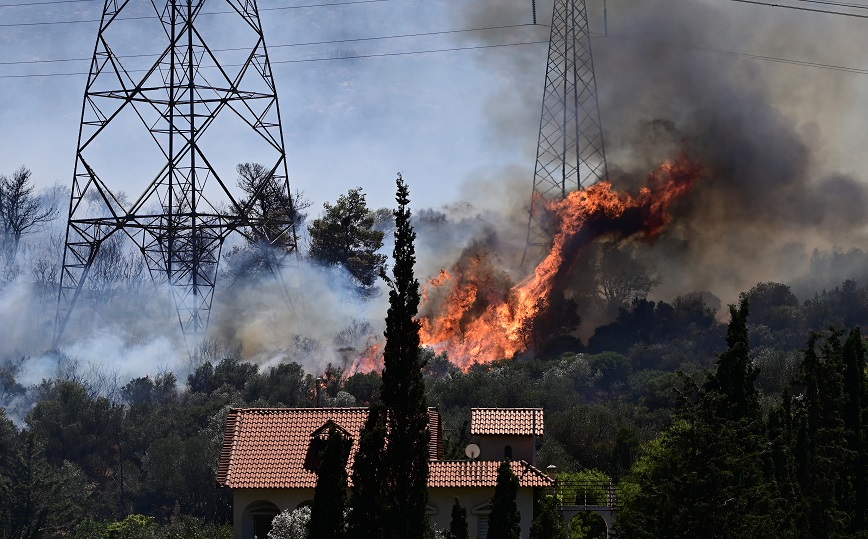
[465,443,480,460]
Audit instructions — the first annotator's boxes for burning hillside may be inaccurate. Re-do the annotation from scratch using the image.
[418,154,704,369]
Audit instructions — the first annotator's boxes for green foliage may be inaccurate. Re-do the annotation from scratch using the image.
[346,401,386,539]
[380,176,429,538]
[308,187,386,294]
[569,513,607,539]
[448,498,468,539]
[308,427,348,539]
[26,380,124,519]
[243,362,312,406]
[4,273,868,538]
[70,516,232,539]
[619,301,788,538]
[587,295,726,371]
[529,494,564,539]
[343,371,381,405]
[487,461,521,539]
[703,298,760,421]
[557,469,611,506]
[778,328,868,537]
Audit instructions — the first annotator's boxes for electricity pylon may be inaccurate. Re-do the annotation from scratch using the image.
[524,0,608,264]
[55,0,299,357]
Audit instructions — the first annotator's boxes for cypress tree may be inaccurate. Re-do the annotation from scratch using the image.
[346,400,387,539]
[620,300,786,538]
[380,175,429,538]
[308,427,349,539]
[842,328,867,531]
[704,297,759,421]
[487,461,521,539]
[448,498,469,539]
[793,331,850,537]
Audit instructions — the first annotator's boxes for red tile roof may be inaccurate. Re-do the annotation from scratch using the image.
[217,407,445,489]
[471,408,544,436]
[428,460,553,488]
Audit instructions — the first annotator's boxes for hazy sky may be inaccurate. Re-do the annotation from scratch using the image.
[0,0,537,213]
[2,0,868,388]
[1,0,864,214]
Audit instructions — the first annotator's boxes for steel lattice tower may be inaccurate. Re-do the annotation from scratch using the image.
[525,0,608,261]
[55,0,299,355]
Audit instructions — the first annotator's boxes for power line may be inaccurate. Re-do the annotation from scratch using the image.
[3,25,868,80]
[593,31,868,75]
[0,0,388,26]
[0,0,94,7]
[792,0,868,9]
[0,39,550,79]
[729,0,868,18]
[0,23,541,66]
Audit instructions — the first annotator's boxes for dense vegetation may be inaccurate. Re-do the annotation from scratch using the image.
[2,166,868,537]
[2,275,868,537]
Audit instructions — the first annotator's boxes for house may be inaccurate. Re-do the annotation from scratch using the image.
[217,406,551,539]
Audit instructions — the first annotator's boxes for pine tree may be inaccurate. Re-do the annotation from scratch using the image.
[380,175,429,538]
[346,400,387,539]
[308,427,349,539]
[448,498,469,539]
[487,461,520,539]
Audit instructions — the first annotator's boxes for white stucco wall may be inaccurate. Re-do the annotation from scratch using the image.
[232,488,314,539]
[233,486,536,539]
[409,486,535,539]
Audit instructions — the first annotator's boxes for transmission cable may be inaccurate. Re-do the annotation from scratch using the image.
[728,0,868,18]
[0,23,541,66]
[0,39,549,78]
[592,31,868,75]
[3,26,868,80]
[790,0,868,9]
[0,0,94,7]
[0,0,388,26]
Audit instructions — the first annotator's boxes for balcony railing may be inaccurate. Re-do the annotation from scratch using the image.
[553,480,618,509]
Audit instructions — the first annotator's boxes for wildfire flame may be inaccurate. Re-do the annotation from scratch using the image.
[418,154,704,369]
[350,342,383,373]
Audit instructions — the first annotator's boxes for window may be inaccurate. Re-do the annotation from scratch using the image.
[504,444,513,459]
[477,515,489,539]
[243,500,279,539]
[253,514,274,539]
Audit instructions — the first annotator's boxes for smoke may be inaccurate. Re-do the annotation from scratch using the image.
[445,0,868,305]
[209,254,390,373]
[6,0,868,400]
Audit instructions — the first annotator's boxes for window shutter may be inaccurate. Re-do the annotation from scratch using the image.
[477,515,489,539]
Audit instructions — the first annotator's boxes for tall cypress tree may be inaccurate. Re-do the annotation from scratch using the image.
[308,427,349,539]
[380,175,429,538]
[346,400,387,539]
[703,297,759,422]
[620,299,785,538]
[842,328,867,531]
[449,498,469,539]
[794,331,851,536]
[487,461,521,539]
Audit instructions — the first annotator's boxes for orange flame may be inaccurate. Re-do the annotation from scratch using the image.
[349,342,383,374]
[419,154,703,369]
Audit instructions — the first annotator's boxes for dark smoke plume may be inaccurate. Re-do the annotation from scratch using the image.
[448,0,868,305]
